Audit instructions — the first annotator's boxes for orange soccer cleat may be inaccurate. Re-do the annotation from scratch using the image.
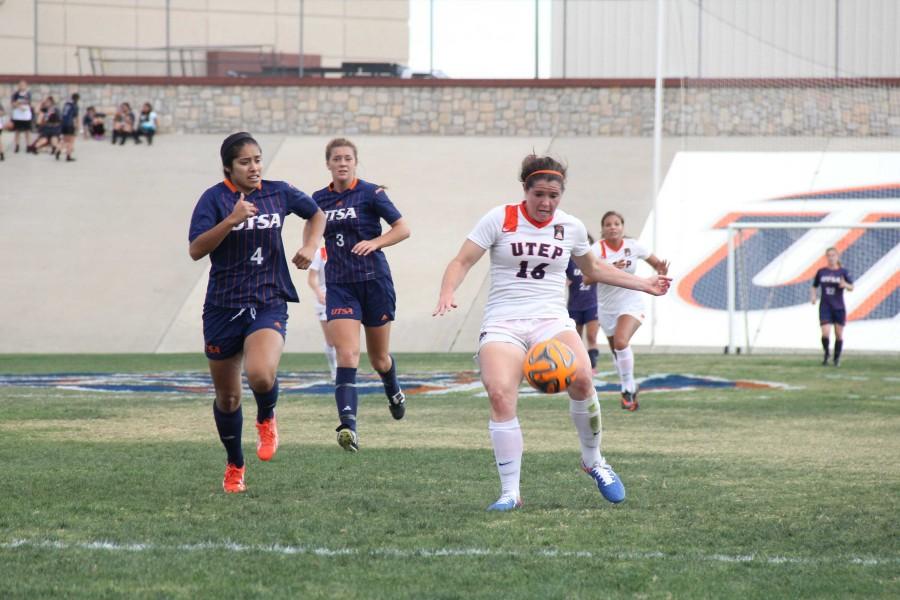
[223,463,246,493]
[255,416,279,461]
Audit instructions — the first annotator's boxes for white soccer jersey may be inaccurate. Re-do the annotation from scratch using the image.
[591,238,650,313]
[309,247,328,297]
[468,203,591,323]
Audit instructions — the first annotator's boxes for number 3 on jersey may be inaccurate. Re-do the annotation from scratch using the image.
[335,233,344,247]
[250,247,264,265]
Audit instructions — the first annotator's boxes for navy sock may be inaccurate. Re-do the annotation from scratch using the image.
[821,336,830,356]
[335,367,358,431]
[377,355,401,399]
[213,403,244,467]
[834,339,843,362]
[253,378,278,424]
[587,348,599,370]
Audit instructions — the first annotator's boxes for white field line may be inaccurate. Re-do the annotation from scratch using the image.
[2,539,896,567]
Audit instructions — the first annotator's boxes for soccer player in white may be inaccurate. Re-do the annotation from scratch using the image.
[307,246,338,380]
[584,211,669,411]
[433,156,671,511]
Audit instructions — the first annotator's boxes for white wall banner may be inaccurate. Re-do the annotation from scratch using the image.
[638,153,900,351]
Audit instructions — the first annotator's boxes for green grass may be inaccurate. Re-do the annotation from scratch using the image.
[1,353,898,599]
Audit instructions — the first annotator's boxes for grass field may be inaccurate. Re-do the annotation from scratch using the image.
[1,352,898,599]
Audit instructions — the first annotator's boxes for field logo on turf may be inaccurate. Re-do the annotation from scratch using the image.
[0,371,796,395]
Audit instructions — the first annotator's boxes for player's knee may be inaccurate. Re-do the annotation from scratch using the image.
[485,384,517,415]
[246,370,276,393]
[335,346,360,366]
[216,391,241,413]
[568,368,594,397]
[369,352,391,373]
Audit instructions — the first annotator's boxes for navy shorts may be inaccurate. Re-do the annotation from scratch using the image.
[326,278,396,327]
[202,303,288,360]
[819,304,846,326]
[568,306,599,326]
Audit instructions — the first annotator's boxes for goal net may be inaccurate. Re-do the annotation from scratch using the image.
[726,221,900,353]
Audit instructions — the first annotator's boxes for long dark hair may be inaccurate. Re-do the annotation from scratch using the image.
[220,132,260,179]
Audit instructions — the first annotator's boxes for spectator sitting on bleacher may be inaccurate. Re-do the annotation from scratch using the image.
[111,102,137,145]
[83,106,106,140]
[137,102,158,145]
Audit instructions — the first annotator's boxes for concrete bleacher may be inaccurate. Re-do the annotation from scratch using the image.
[6,133,898,354]
[2,133,676,353]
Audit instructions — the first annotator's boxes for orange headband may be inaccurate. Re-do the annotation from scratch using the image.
[525,169,563,180]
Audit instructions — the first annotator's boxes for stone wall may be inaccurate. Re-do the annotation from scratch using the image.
[8,78,900,137]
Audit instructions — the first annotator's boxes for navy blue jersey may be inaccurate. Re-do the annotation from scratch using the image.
[189,179,318,308]
[313,178,402,284]
[61,101,78,127]
[813,267,852,311]
[566,259,598,311]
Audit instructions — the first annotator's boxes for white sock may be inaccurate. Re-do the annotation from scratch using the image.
[616,346,635,393]
[569,392,602,466]
[489,418,523,499]
[324,344,337,380]
[609,350,620,378]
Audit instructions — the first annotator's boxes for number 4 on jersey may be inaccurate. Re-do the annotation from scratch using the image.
[250,247,264,265]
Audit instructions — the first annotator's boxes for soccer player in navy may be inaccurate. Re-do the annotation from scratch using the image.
[313,138,410,452]
[189,132,325,493]
[565,248,600,370]
[811,247,854,367]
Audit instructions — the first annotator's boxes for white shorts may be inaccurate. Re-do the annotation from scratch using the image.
[478,317,577,353]
[313,301,327,322]
[598,302,646,337]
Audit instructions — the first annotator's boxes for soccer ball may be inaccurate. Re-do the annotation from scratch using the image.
[523,339,578,394]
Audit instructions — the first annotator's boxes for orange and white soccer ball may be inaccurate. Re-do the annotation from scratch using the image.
[523,339,578,394]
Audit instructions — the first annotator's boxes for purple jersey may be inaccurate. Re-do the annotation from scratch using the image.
[313,178,402,284]
[566,259,598,311]
[813,267,852,311]
[189,179,318,308]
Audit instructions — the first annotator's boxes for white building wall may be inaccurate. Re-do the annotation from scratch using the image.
[0,0,409,75]
[552,0,899,78]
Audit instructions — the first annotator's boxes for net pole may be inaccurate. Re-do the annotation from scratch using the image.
[726,226,736,354]
[298,0,305,78]
[650,0,666,348]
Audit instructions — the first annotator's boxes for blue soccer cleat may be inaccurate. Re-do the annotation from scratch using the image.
[582,461,626,504]
[486,495,523,512]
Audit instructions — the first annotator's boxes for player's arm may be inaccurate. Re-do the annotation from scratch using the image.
[839,274,854,291]
[810,271,820,304]
[575,252,671,296]
[645,254,670,275]
[433,240,486,316]
[189,193,257,261]
[292,208,326,270]
[352,217,410,256]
